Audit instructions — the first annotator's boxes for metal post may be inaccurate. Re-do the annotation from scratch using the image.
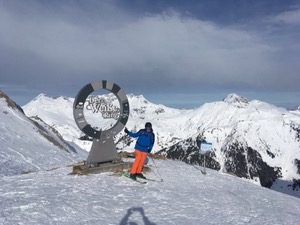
[202,154,206,174]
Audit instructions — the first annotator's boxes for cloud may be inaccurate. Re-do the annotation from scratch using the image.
[0,0,299,99]
[272,7,300,25]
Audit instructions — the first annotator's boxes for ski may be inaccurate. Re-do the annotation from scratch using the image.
[136,176,163,182]
[122,172,147,184]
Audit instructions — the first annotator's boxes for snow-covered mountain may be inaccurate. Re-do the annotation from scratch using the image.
[158,93,300,194]
[23,92,300,197]
[0,91,87,176]
[23,93,191,151]
[1,91,300,224]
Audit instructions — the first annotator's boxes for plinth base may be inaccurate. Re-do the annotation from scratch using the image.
[71,160,132,175]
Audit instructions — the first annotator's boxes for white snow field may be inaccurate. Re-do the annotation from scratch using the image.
[0,159,300,225]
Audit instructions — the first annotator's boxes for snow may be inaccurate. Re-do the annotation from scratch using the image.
[22,93,300,191]
[1,91,300,224]
[0,94,87,176]
[22,93,193,152]
[1,159,300,225]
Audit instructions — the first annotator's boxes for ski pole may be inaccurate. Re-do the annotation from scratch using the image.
[151,157,164,182]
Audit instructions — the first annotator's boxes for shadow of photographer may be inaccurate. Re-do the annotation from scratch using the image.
[119,207,157,225]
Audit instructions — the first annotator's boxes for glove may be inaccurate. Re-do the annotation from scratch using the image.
[124,128,129,134]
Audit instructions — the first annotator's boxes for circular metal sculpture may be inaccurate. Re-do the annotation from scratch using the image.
[73,80,130,164]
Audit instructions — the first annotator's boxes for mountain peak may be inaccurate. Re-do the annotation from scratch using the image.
[31,93,73,104]
[33,93,52,100]
[128,94,149,104]
[0,91,25,114]
[223,93,249,105]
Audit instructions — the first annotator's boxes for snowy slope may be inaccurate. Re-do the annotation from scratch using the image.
[1,159,300,225]
[0,92,87,176]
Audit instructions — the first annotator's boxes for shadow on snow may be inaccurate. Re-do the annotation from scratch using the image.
[119,207,156,225]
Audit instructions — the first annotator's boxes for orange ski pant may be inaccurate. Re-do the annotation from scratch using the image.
[130,150,147,174]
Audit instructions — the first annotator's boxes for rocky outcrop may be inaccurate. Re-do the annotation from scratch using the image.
[223,142,281,188]
[159,138,282,188]
[159,138,220,170]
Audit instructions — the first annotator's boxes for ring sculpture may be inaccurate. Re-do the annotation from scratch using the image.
[73,80,129,164]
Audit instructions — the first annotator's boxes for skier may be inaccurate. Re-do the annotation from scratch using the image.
[124,122,155,180]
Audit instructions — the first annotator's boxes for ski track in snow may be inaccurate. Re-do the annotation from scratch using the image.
[1,159,300,225]
[6,147,41,171]
[8,106,34,127]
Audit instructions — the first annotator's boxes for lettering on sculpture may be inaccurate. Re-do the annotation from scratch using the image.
[85,96,120,119]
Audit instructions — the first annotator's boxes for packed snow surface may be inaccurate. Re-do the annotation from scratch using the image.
[1,159,300,225]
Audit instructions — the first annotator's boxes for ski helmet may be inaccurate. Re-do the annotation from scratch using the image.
[145,122,152,128]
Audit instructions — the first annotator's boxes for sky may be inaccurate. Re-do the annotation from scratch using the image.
[0,0,300,109]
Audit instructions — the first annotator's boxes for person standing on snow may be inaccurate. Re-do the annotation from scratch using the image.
[124,122,155,180]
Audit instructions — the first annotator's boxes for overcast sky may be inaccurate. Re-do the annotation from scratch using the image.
[1,0,300,108]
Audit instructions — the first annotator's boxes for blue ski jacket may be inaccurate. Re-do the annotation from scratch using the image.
[127,129,155,153]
